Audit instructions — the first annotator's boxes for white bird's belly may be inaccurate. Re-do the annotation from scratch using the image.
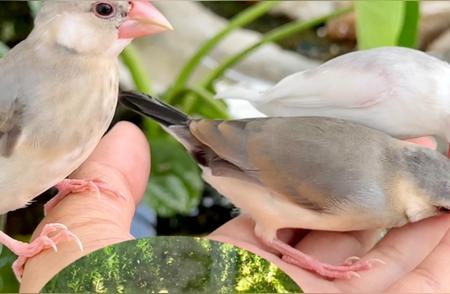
[259,95,446,139]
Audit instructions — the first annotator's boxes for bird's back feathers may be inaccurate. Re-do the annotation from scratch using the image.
[214,84,263,103]
[217,46,450,115]
[191,117,396,213]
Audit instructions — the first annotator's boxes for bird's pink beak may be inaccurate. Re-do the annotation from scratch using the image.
[119,0,173,39]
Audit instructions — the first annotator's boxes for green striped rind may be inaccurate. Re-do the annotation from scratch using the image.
[43,237,301,293]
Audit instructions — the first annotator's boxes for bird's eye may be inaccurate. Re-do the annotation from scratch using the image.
[94,2,116,19]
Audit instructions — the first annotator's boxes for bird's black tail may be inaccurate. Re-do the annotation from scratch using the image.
[119,91,189,127]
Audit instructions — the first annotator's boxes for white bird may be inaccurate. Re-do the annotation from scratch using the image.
[217,47,450,150]
[0,0,171,280]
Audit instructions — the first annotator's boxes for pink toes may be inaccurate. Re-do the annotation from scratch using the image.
[5,223,82,281]
[44,178,126,215]
[282,255,361,279]
[269,238,384,280]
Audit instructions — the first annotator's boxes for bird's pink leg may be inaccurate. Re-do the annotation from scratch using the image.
[270,238,384,279]
[0,223,82,281]
[44,178,125,215]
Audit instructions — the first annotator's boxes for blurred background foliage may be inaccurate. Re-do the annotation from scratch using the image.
[43,237,301,293]
[0,0,429,291]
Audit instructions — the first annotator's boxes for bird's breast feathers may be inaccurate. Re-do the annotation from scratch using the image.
[23,59,119,149]
[0,58,119,212]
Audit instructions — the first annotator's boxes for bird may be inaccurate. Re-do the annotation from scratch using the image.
[120,91,450,279]
[0,0,172,280]
[216,47,450,153]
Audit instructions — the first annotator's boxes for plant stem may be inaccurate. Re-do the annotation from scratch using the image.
[201,7,352,90]
[184,86,230,118]
[121,45,161,135]
[28,1,42,19]
[164,1,279,103]
[0,42,9,58]
[121,44,153,95]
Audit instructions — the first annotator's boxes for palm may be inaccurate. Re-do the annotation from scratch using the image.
[210,214,450,292]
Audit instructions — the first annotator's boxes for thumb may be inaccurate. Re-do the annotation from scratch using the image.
[20,121,150,292]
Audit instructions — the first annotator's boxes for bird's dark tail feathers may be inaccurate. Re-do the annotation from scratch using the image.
[119,91,189,127]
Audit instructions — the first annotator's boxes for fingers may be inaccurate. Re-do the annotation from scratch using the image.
[387,223,450,292]
[335,214,450,292]
[20,121,151,292]
[209,215,276,253]
[209,216,382,293]
[74,121,151,206]
[212,215,450,293]
[294,229,383,265]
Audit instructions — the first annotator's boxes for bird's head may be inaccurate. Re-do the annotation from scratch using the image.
[33,0,172,56]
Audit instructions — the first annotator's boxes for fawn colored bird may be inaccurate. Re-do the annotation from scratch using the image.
[217,47,450,153]
[120,91,450,280]
[0,0,172,280]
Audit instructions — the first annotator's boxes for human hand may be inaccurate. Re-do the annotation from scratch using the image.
[19,122,150,292]
[209,136,450,292]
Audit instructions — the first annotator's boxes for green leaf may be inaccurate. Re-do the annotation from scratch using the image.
[164,1,279,103]
[201,7,351,91]
[183,87,230,119]
[0,248,19,293]
[28,1,42,19]
[397,1,419,48]
[355,1,405,49]
[121,45,153,95]
[144,137,203,217]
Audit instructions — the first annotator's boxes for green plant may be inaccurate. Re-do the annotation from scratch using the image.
[0,42,8,58]
[0,249,19,293]
[355,1,420,49]
[200,7,351,95]
[164,1,279,104]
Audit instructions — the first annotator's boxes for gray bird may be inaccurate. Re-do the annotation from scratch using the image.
[0,0,171,280]
[120,91,450,279]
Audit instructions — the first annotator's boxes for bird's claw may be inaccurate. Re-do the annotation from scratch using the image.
[272,238,383,280]
[11,223,82,281]
[344,256,360,265]
[44,178,126,215]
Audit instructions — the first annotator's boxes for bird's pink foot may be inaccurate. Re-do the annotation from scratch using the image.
[0,223,82,281]
[271,239,384,279]
[44,178,126,215]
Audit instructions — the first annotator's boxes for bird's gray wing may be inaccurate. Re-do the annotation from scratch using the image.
[190,117,392,212]
[0,56,24,157]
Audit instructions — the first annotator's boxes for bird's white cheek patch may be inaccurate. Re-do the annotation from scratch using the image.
[56,15,97,52]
